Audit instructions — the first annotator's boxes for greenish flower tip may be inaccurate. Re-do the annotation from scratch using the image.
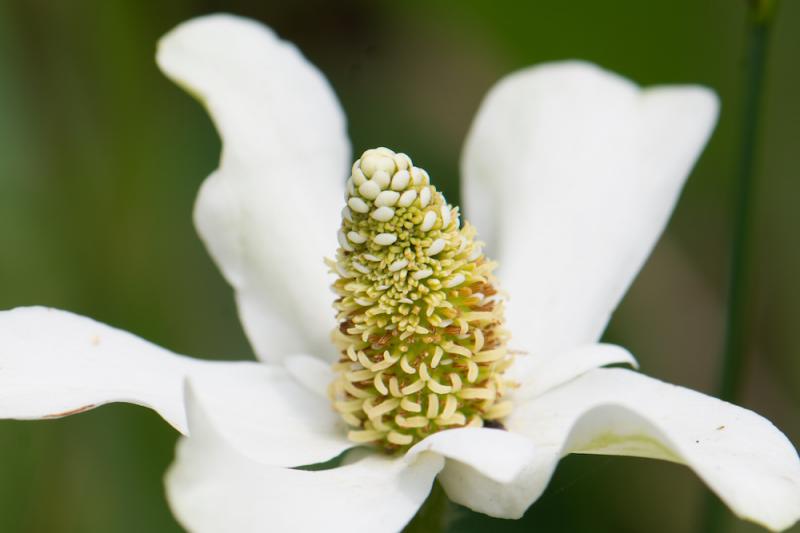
[327,147,515,452]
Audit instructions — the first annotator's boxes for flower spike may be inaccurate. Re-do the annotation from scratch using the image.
[328,147,515,451]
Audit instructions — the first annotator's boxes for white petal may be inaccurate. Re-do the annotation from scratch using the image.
[167,383,444,533]
[426,446,555,519]
[462,61,719,357]
[157,14,350,363]
[405,427,540,518]
[187,360,351,467]
[283,353,337,399]
[509,368,800,531]
[0,308,350,468]
[509,343,638,400]
[406,427,536,483]
[0,306,194,431]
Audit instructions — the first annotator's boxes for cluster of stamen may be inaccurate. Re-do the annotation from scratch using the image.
[327,147,514,452]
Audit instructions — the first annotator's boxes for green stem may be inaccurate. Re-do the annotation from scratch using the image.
[718,6,771,404]
[701,1,776,532]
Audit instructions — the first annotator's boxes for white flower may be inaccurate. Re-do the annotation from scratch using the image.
[1,13,798,533]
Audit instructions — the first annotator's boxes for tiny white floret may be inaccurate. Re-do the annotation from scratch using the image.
[373,233,397,246]
[444,274,465,288]
[440,204,451,228]
[412,269,433,280]
[372,170,391,189]
[348,197,369,213]
[468,245,482,261]
[420,187,431,208]
[360,155,380,176]
[389,259,409,272]
[418,168,430,184]
[421,210,437,232]
[375,191,400,207]
[359,180,381,200]
[347,231,367,244]
[374,147,395,157]
[394,153,410,170]
[351,262,370,274]
[398,190,417,207]
[426,238,446,256]
[371,206,395,222]
[338,230,354,252]
[391,170,410,191]
[352,168,366,186]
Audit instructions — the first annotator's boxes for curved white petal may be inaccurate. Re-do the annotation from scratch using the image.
[405,427,539,518]
[167,383,443,533]
[187,359,351,467]
[0,306,195,431]
[429,446,556,519]
[283,353,336,399]
[0,307,350,469]
[406,427,536,483]
[157,14,350,363]
[510,343,638,400]
[462,61,719,357]
[508,368,800,531]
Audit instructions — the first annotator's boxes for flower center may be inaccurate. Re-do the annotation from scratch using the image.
[327,147,514,452]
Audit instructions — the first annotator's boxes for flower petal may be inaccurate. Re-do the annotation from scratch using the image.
[167,383,444,533]
[0,307,350,468]
[509,343,638,400]
[509,368,800,531]
[426,446,555,519]
[0,306,194,431]
[406,427,536,483]
[283,353,336,400]
[461,61,718,357]
[157,14,350,363]
[187,359,351,467]
[404,427,541,518]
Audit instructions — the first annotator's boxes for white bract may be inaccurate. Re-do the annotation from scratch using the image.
[1,13,799,533]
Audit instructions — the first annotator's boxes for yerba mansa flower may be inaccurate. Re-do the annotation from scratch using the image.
[0,13,798,533]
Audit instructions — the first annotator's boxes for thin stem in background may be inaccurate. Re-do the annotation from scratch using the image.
[701,1,777,532]
[719,1,774,404]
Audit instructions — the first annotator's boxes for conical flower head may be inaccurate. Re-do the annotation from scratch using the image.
[328,147,515,451]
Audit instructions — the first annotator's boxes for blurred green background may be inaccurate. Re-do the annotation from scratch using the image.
[1,0,798,532]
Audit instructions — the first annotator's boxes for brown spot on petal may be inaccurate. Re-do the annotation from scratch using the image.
[44,404,97,418]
